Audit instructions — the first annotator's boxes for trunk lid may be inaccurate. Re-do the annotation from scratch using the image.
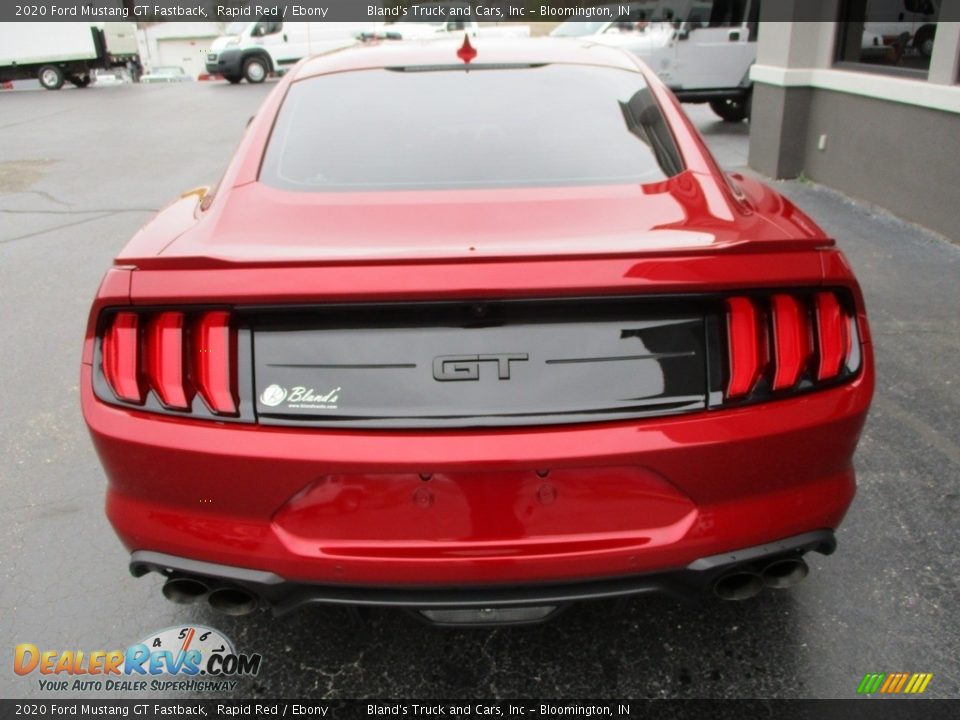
[132,172,823,268]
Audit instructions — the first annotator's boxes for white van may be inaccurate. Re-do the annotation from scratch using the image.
[206,21,378,84]
[551,0,760,122]
[368,2,530,41]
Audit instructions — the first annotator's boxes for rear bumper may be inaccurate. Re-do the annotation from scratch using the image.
[83,353,872,589]
[131,529,836,617]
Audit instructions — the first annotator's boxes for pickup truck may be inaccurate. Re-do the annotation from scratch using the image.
[551,0,759,123]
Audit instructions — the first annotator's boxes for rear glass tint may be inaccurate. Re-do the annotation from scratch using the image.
[260,64,685,192]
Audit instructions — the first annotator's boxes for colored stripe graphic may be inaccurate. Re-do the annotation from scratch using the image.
[857,673,932,695]
[892,673,910,693]
[857,673,885,694]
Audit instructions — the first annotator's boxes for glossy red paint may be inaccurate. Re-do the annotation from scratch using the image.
[82,39,874,600]
[84,362,871,584]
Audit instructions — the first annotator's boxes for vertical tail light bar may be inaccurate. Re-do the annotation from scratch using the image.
[725,297,765,398]
[814,291,849,381]
[101,312,143,404]
[770,294,812,391]
[725,290,858,403]
[145,312,190,410]
[99,309,238,417]
[192,311,238,415]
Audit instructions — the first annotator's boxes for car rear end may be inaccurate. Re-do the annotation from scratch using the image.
[82,39,873,625]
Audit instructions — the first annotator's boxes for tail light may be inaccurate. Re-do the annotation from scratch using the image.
[723,290,860,403]
[192,311,237,415]
[97,309,238,417]
[101,312,143,404]
[725,297,765,398]
[770,294,810,391]
[145,312,190,409]
[814,291,849,381]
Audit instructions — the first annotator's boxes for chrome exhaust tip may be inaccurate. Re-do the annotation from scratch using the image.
[762,557,809,589]
[713,570,764,601]
[207,587,258,616]
[162,577,209,605]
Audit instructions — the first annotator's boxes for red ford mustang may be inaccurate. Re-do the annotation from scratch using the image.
[82,38,873,626]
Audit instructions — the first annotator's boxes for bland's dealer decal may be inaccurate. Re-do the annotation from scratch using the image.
[14,626,261,692]
[260,384,340,410]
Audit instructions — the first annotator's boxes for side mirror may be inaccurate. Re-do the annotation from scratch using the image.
[677,26,690,40]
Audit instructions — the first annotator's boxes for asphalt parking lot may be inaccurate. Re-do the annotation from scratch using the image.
[1,80,957,700]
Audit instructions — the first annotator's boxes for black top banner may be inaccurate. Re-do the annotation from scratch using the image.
[0,700,959,720]
[3,1,959,24]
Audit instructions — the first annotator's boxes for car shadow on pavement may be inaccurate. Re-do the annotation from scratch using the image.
[187,589,806,699]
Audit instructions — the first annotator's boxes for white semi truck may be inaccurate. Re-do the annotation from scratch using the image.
[0,22,140,90]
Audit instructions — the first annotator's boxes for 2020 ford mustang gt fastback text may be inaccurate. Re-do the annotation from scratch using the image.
[82,38,873,625]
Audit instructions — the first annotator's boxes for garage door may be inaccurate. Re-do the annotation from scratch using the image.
[156,38,208,79]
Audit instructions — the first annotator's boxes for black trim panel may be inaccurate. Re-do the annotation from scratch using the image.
[250,296,712,429]
[130,530,836,617]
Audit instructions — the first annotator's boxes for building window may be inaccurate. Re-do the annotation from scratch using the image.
[836,0,941,77]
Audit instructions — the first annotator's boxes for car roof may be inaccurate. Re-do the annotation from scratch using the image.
[293,37,642,81]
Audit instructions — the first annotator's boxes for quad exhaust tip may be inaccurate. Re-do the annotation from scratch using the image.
[761,557,809,589]
[713,557,811,600]
[207,587,259,616]
[713,570,764,601]
[161,577,258,616]
[162,577,209,605]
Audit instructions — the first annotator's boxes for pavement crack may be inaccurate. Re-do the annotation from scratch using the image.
[0,108,71,130]
[0,212,115,245]
[1,207,157,215]
[2,189,74,207]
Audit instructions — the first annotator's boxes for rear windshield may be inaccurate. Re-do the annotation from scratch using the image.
[260,64,685,192]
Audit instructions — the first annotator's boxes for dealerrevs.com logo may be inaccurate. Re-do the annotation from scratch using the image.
[14,626,262,693]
